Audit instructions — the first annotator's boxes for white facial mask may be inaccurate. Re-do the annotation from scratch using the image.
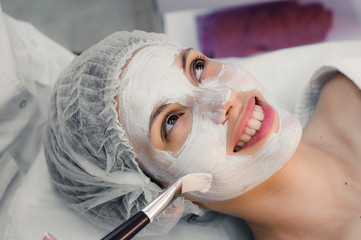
[118,45,302,201]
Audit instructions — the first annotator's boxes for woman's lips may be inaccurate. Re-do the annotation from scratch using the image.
[232,97,275,152]
[232,96,256,151]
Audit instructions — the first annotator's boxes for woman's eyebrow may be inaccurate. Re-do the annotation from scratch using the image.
[181,48,192,71]
[149,103,170,132]
[148,48,192,132]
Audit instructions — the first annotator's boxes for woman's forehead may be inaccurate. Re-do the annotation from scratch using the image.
[136,44,180,60]
[120,45,179,78]
[121,45,193,94]
[118,44,195,126]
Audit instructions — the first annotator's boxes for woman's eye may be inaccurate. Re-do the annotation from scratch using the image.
[193,58,205,82]
[163,112,183,138]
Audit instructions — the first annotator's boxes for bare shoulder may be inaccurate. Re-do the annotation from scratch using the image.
[319,73,361,130]
[320,73,361,112]
[303,73,361,158]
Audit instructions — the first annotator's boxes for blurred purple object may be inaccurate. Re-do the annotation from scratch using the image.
[197,1,333,57]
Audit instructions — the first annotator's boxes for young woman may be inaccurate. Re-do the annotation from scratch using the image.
[45,30,361,239]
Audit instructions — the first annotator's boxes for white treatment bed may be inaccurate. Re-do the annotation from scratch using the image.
[1,3,361,240]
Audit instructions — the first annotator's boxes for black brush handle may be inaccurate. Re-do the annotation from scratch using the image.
[101,211,150,240]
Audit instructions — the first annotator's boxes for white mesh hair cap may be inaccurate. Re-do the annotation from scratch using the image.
[44,30,201,236]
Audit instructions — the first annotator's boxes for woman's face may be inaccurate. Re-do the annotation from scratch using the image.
[118,45,302,202]
[149,48,279,157]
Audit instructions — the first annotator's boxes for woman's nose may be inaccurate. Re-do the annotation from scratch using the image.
[221,89,237,125]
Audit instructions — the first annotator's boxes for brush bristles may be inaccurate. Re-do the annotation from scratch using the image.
[180,173,212,193]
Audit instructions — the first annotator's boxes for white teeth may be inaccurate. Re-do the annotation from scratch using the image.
[253,110,264,121]
[255,105,263,112]
[248,119,261,130]
[234,104,264,152]
[245,127,256,136]
[241,134,252,142]
[234,141,245,152]
[237,141,245,147]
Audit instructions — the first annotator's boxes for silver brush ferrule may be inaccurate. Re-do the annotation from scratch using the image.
[143,180,183,221]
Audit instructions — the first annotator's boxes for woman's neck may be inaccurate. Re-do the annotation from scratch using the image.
[246,141,348,239]
[209,141,357,239]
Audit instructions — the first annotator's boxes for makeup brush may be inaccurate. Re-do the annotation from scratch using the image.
[101,173,212,240]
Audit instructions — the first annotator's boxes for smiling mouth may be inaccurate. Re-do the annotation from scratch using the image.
[233,103,264,152]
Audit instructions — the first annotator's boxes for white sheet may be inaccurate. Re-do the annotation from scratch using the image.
[2,41,361,240]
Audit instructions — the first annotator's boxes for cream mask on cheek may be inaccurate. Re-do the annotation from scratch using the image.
[118,45,302,202]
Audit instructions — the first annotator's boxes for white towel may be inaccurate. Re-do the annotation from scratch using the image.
[295,56,361,126]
